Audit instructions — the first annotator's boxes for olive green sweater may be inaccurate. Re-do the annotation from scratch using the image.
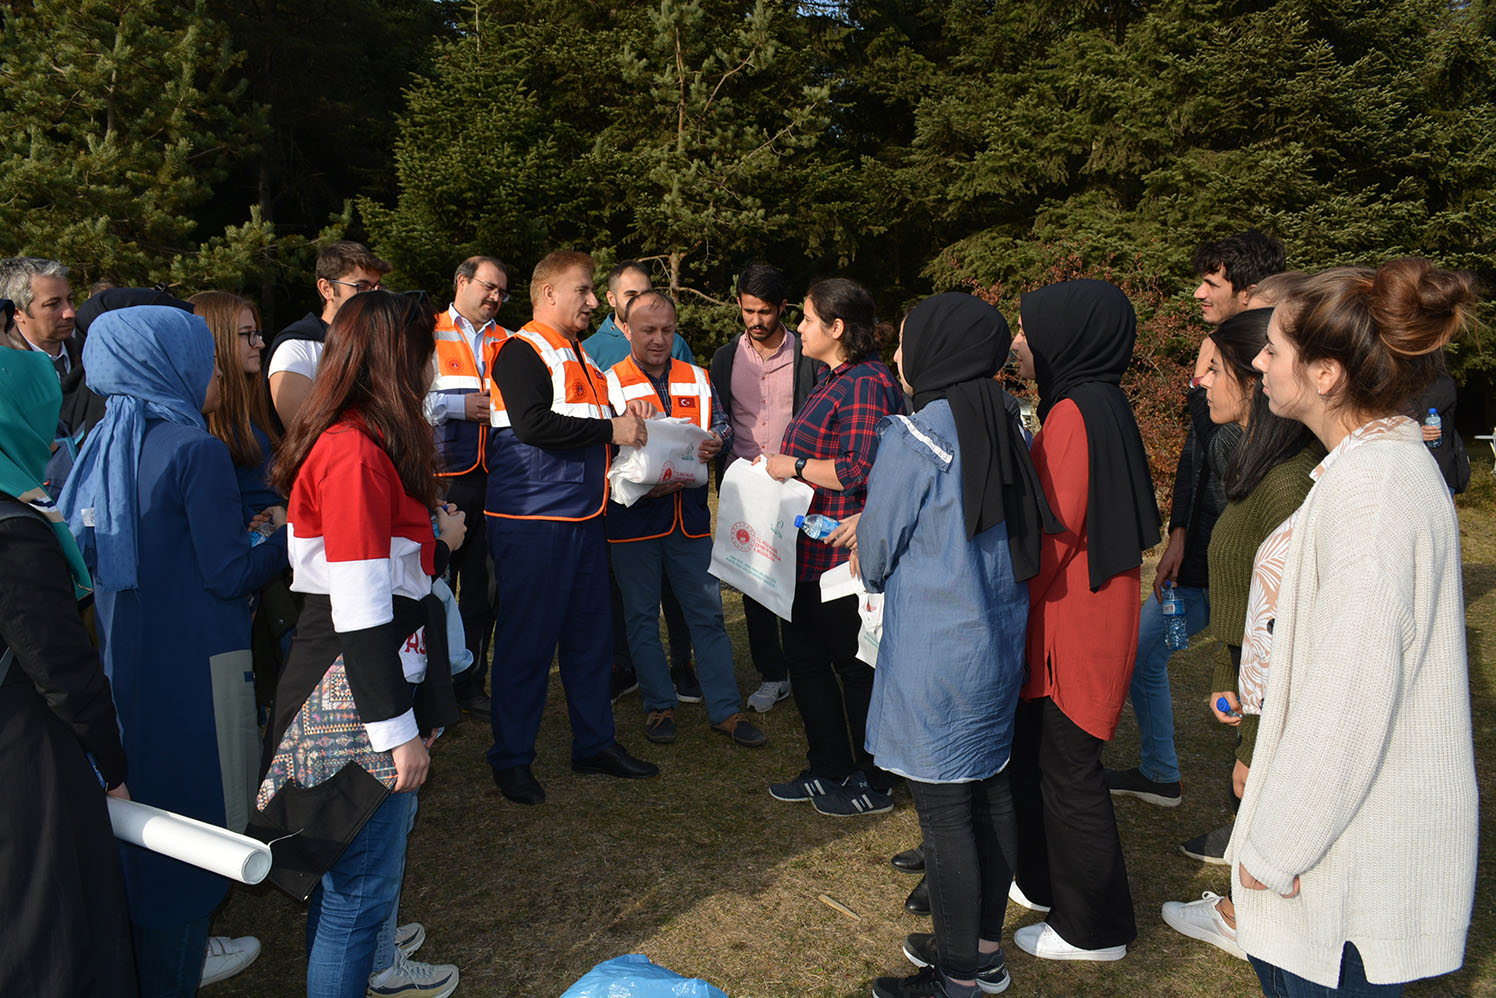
[1206,444,1321,696]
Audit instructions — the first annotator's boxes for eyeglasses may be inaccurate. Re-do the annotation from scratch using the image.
[237,329,265,344]
[467,276,510,304]
[330,278,384,293]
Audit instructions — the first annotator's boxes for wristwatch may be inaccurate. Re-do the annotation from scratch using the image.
[794,456,808,479]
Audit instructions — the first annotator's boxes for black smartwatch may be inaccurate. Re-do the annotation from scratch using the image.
[794,456,808,479]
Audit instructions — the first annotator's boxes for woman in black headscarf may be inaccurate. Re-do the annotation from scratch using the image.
[856,293,1057,998]
[1007,279,1160,963]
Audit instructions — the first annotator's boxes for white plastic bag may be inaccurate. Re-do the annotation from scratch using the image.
[708,459,813,620]
[608,416,714,508]
[818,561,884,666]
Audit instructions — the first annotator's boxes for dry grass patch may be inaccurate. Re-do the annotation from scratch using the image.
[212,477,1496,997]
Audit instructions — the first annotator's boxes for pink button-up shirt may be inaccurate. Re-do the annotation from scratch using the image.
[728,327,796,462]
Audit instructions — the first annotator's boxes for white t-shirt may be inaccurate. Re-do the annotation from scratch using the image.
[267,338,323,381]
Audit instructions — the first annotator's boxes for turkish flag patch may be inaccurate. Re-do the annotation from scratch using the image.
[677,397,696,409]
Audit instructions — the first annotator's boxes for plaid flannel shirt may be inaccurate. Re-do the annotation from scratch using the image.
[779,357,906,581]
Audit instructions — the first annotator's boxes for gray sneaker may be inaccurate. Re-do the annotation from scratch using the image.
[746,678,791,712]
[366,951,459,998]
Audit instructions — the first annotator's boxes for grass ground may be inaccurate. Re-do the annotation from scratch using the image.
[212,471,1496,998]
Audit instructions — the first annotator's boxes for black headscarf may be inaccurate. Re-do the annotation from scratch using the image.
[901,293,1060,582]
[1020,279,1160,591]
[74,287,194,340]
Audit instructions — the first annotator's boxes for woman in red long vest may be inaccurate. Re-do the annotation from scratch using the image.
[1007,279,1160,963]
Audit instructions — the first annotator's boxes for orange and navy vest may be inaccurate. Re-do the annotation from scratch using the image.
[482,321,611,521]
[430,307,498,476]
[603,355,714,542]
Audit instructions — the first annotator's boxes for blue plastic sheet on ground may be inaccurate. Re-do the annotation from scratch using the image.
[559,954,729,998]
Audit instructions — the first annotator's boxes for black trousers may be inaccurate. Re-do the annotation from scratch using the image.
[443,470,495,700]
[909,772,1016,980]
[1010,696,1136,949]
[783,581,878,784]
[742,592,789,682]
[608,561,691,670]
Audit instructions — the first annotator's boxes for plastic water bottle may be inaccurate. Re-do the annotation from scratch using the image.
[1162,582,1188,651]
[1425,407,1442,450]
[1216,696,1242,718]
[795,513,840,541]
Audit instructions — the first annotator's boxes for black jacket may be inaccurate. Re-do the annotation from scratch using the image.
[709,330,823,483]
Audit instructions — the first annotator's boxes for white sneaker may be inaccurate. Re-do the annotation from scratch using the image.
[395,922,425,958]
[1008,880,1051,913]
[200,935,261,986]
[1161,892,1246,960]
[1013,923,1126,962]
[746,679,792,712]
[367,950,460,997]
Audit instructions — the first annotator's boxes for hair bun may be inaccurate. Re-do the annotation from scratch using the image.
[1369,257,1476,357]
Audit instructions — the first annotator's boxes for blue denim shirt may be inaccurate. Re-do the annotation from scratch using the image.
[858,402,1029,783]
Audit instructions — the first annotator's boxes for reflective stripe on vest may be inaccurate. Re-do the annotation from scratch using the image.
[431,308,490,476]
[483,322,611,521]
[603,356,712,432]
[604,356,714,542]
[480,326,513,429]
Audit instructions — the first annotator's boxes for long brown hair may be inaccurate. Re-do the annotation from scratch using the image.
[189,290,280,466]
[271,291,440,508]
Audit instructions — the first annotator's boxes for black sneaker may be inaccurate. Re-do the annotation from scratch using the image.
[610,666,639,704]
[1179,820,1234,865]
[903,933,1011,995]
[1104,766,1182,807]
[768,769,838,802]
[872,965,981,998]
[671,662,703,703]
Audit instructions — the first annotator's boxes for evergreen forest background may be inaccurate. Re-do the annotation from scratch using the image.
[5,0,1496,459]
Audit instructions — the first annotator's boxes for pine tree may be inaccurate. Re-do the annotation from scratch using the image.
[0,0,265,285]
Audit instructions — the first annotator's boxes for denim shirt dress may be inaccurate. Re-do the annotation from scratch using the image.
[857,401,1029,783]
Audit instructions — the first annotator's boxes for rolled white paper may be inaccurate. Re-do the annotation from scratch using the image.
[107,798,272,885]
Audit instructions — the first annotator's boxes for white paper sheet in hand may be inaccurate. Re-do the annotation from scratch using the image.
[608,416,714,508]
[818,561,884,667]
[709,459,814,620]
[108,797,272,885]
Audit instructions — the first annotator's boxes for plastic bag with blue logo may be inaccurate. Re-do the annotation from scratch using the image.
[559,954,729,998]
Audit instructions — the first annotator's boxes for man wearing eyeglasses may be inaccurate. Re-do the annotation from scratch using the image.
[426,255,512,718]
[265,240,391,429]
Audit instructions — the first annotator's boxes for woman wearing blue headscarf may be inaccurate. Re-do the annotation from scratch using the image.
[0,346,136,996]
[60,305,288,996]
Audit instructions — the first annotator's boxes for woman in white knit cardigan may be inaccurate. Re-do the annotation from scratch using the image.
[1229,257,1478,997]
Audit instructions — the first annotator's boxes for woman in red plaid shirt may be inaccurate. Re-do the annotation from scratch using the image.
[763,277,906,818]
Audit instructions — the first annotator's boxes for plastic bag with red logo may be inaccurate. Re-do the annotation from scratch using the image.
[708,458,813,620]
[608,415,714,508]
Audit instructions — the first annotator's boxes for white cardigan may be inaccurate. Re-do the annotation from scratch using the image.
[1230,418,1476,988]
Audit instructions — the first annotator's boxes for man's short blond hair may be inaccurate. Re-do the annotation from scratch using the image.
[530,251,594,305]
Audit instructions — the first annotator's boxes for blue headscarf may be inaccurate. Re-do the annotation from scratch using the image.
[59,306,215,591]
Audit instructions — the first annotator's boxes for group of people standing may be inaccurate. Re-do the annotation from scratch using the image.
[0,228,1478,998]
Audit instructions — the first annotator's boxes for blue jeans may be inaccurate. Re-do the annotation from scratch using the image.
[611,531,742,724]
[1127,586,1209,783]
[1250,943,1403,997]
[306,789,415,998]
[132,915,211,997]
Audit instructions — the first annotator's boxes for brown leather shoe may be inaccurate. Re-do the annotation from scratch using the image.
[711,712,767,747]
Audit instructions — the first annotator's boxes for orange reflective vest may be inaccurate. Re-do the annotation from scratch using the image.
[483,321,611,521]
[603,355,714,542]
[430,307,495,476]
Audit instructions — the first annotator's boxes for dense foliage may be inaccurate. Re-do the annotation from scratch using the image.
[4,0,1493,471]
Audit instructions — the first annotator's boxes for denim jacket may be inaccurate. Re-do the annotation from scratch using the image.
[857,402,1029,783]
